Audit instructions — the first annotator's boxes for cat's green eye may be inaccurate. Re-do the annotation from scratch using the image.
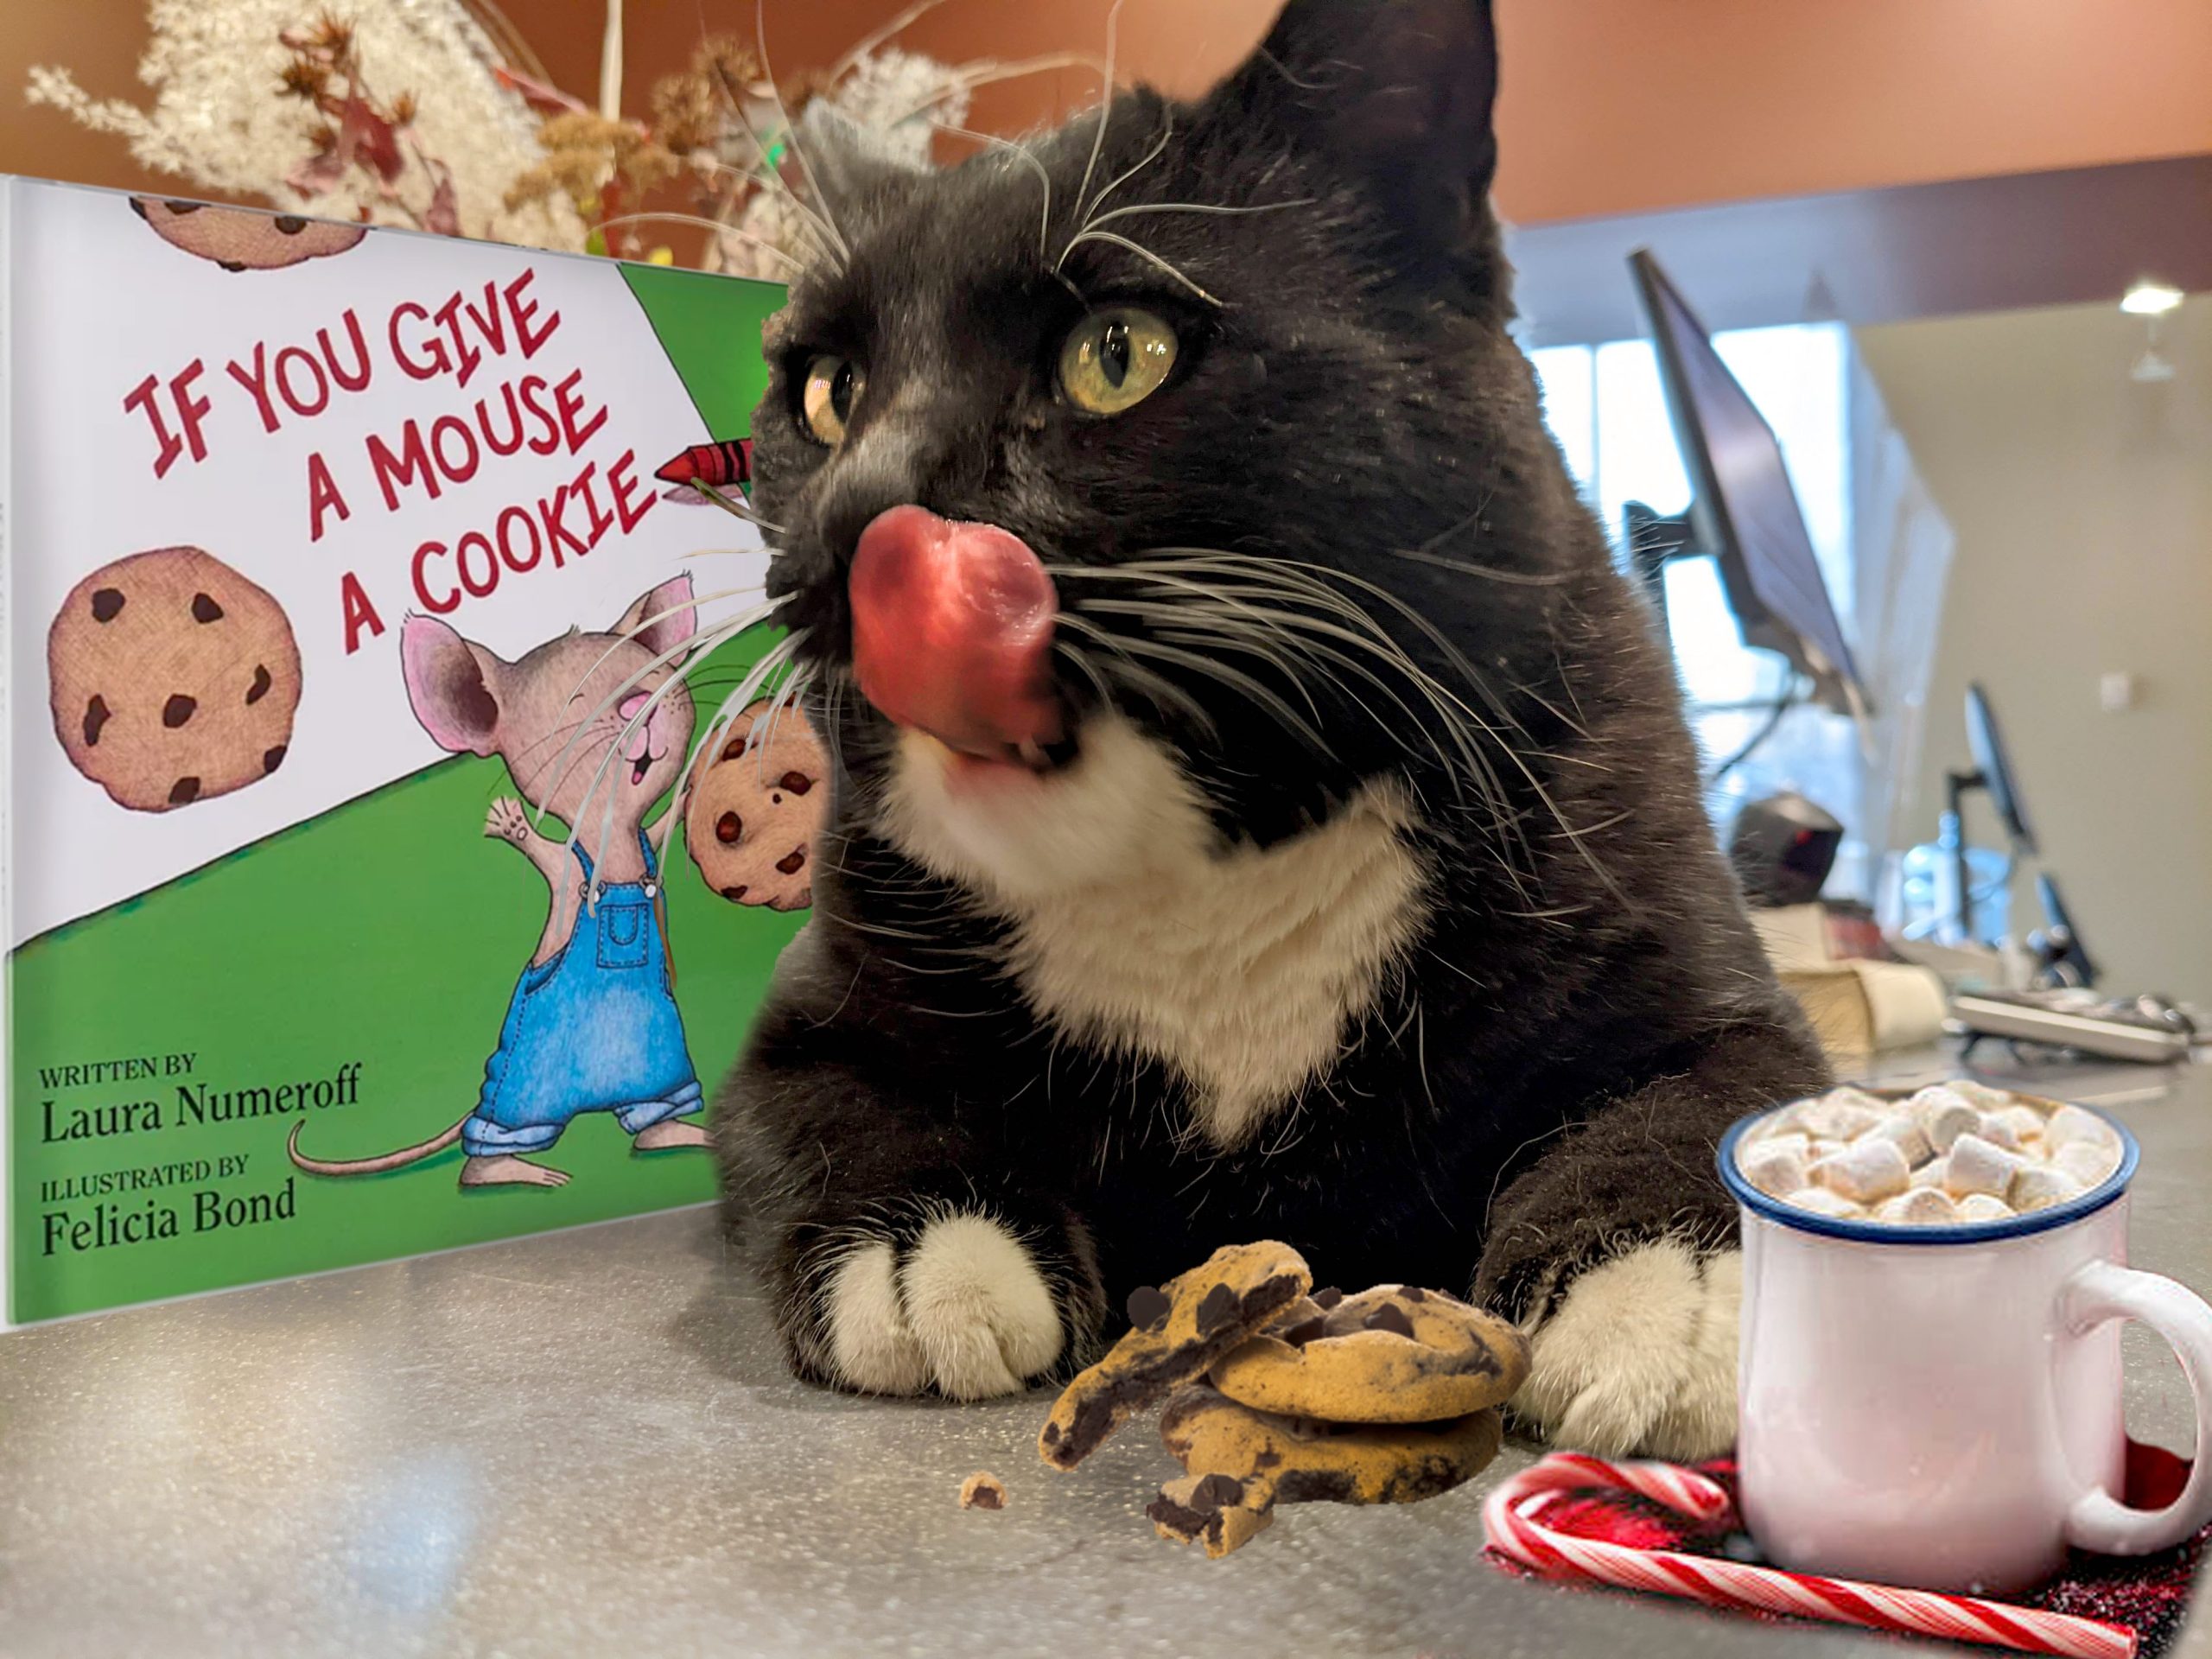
[1058,308,1178,416]
[800,354,865,445]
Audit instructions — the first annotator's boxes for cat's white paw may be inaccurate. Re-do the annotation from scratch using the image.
[1510,1238,1739,1460]
[900,1213,1063,1398]
[821,1215,1063,1400]
[823,1239,930,1395]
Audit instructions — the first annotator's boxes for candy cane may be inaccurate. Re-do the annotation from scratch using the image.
[1483,1453,2138,1659]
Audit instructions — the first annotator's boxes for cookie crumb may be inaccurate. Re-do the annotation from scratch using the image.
[959,1471,1007,1511]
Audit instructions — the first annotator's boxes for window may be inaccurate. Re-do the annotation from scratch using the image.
[1529,323,1863,886]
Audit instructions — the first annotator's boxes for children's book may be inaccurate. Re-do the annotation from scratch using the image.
[0,176,807,1326]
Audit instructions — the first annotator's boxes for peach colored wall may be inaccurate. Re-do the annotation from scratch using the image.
[7,1,2212,223]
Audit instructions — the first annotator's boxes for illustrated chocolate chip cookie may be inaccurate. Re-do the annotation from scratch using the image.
[1208,1283,1530,1424]
[1039,1240,1312,1471]
[130,197,366,271]
[48,548,302,813]
[1147,1383,1504,1557]
[683,698,827,910]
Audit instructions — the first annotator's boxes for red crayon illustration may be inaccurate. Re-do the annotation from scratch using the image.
[654,438,751,490]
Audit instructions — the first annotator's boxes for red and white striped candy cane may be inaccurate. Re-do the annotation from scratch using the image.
[1483,1452,2138,1659]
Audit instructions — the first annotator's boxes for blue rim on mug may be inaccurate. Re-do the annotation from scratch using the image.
[1716,1096,2139,1245]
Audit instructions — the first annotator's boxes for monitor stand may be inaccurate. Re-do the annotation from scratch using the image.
[1942,767,1999,944]
[1621,502,1697,621]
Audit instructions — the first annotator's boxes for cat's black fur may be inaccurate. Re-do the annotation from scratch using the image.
[713,0,1828,1429]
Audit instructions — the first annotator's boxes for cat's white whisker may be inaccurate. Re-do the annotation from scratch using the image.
[685,478,785,532]
[539,594,785,833]
[1056,230,1220,305]
[668,631,812,836]
[1068,0,1128,232]
[1073,112,1173,238]
[1078,196,1317,234]
[594,211,810,275]
[753,0,853,267]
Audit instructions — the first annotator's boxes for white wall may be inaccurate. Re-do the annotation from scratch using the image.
[1854,297,2212,1003]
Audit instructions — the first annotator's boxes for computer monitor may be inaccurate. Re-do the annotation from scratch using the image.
[1964,681,2036,850]
[1942,681,2038,943]
[1625,249,1868,719]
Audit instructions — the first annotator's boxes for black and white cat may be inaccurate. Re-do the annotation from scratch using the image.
[711,0,1829,1458]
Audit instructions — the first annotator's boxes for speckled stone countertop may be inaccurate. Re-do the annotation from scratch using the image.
[4,1050,2209,1657]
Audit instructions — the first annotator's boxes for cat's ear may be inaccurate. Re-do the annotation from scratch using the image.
[797,101,930,224]
[613,575,699,660]
[1218,0,1499,257]
[400,614,504,757]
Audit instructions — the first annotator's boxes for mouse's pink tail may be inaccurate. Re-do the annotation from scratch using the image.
[287,1114,467,1176]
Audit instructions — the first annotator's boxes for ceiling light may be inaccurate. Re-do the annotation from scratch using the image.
[2120,279,2185,317]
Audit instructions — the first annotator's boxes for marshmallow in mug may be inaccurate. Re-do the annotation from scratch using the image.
[1736,1084,2125,1226]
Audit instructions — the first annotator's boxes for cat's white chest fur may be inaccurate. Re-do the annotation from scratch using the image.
[880,715,1428,1145]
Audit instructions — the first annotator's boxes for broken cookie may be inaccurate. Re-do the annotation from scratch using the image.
[1147,1471,1276,1559]
[958,1471,1007,1510]
[1039,1241,1312,1471]
[1209,1283,1529,1424]
[1161,1382,1503,1512]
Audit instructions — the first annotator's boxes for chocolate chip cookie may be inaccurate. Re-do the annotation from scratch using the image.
[130,197,366,271]
[683,698,827,910]
[1148,1383,1504,1556]
[1039,1240,1312,1471]
[1209,1283,1529,1424]
[48,548,302,813]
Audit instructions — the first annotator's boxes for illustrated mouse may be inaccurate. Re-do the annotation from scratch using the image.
[289,575,707,1188]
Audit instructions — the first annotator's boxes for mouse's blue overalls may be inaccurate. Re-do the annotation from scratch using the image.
[462,833,702,1159]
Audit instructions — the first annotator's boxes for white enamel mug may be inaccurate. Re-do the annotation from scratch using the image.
[1719,1095,2212,1596]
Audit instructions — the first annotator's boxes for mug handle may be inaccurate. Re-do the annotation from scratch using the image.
[2060,1259,2212,1555]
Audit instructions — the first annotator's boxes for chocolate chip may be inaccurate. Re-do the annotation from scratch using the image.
[1253,1447,1282,1470]
[1401,1286,1427,1302]
[273,215,307,234]
[1144,1495,1205,1540]
[83,696,111,747]
[720,886,748,901]
[1312,1287,1344,1311]
[1275,1468,1357,1504]
[91,588,125,622]
[162,694,197,728]
[715,811,742,844]
[218,261,246,272]
[164,200,202,214]
[1040,1421,1062,1447]
[191,592,225,622]
[245,665,272,704]
[1192,1472,1244,1513]
[129,198,148,219]
[721,739,747,762]
[1363,1303,1416,1339]
[780,770,814,794]
[1195,1283,1240,1337]
[263,745,287,773]
[1276,1316,1326,1347]
[775,847,807,875]
[1125,1285,1172,1332]
[168,776,200,805]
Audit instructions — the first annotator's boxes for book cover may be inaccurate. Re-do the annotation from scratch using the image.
[1,177,805,1326]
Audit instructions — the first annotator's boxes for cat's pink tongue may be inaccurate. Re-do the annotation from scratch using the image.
[849,506,1064,763]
